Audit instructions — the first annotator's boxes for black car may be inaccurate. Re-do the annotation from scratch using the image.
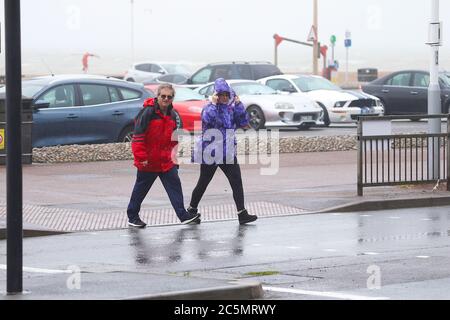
[361,70,450,115]
[185,61,283,88]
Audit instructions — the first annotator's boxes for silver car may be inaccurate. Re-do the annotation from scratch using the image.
[195,80,324,130]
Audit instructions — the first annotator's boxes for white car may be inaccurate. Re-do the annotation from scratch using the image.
[259,74,384,126]
[195,80,324,130]
[124,62,191,83]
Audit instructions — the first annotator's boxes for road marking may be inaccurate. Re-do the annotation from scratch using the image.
[324,249,338,252]
[360,215,373,217]
[361,252,380,256]
[287,246,301,250]
[416,256,430,259]
[421,218,433,221]
[0,264,73,274]
[389,217,401,219]
[263,286,389,300]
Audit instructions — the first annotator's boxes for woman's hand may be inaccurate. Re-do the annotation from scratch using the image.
[211,93,219,105]
[234,95,241,104]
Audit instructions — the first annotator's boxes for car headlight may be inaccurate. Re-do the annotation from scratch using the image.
[334,101,347,108]
[275,102,295,110]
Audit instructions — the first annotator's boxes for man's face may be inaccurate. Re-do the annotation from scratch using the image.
[217,92,230,104]
[157,88,175,109]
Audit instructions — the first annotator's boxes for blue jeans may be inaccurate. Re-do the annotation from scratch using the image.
[127,167,188,222]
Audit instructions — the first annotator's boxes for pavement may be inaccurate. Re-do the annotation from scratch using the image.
[1,151,450,300]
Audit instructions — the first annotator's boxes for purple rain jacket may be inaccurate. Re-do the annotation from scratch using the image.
[192,78,250,164]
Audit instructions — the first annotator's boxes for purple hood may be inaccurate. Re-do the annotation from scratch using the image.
[214,78,235,105]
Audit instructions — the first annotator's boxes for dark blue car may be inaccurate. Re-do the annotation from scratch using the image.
[1,75,154,148]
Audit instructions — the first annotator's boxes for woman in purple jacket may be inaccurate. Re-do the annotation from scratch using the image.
[189,78,258,225]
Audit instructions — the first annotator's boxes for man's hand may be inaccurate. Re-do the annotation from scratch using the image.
[234,95,241,104]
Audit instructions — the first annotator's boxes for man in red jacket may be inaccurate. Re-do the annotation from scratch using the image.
[127,84,201,228]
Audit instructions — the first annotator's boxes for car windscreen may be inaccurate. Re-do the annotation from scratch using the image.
[293,76,342,92]
[162,64,191,75]
[173,87,205,101]
[0,81,47,98]
[441,74,450,87]
[231,83,277,95]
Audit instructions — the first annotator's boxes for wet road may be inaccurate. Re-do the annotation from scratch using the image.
[2,205,450,299]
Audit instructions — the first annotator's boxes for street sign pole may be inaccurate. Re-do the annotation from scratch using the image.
[312,0,319,75]
[344,31,351,86]
[427,0,442,179]
[4,0,23,295]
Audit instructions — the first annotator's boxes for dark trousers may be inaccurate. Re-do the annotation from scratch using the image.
[127,167,187,222]
[190,161,245,212]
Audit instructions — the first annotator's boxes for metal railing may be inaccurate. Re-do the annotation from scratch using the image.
[357,114,450,196]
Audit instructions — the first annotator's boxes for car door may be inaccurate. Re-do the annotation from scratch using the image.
[381,72,413,115]
[32,84,81,147]
[78,83,123,144]
[411,72,430,114]
[134,63,155,82]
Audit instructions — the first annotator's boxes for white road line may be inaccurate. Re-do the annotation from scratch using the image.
[263,286,389,300]
[416,256,430,259]
[362,252,380,256]
[0,264,73,274]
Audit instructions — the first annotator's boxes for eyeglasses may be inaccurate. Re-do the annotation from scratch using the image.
[159,95,174,100]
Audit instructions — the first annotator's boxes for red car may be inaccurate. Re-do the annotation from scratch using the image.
[144,84,207,132]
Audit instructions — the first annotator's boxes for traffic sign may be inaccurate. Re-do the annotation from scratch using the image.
[0,129,4,150]
[345,39,352,48]
[330,35,336,45]
[307,26,317,42]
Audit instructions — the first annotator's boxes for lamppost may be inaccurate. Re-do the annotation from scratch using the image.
[427,0,442,179]
[4,0,23,295]
[130,0,135,63]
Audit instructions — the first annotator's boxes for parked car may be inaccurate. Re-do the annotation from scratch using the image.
[259,74,384,126]
[0,74,153,147]
[124,62,191,83]
[185,61,283,89]
[195,80,323,130]
[143,73,190,85]
[361,70,450,115]
[145,84,206,131]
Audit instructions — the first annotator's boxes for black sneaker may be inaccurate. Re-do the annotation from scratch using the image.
[181,212,201,225]
[187,207,201,224]
[238,210,257,225]
[128,218,147,228]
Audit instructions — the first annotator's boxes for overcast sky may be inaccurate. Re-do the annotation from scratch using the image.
[0,0,449,75]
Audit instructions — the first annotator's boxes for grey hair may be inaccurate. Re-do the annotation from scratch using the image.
[157,83,176,96]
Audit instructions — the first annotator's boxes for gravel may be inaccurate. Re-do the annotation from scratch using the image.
[31,135,358,164]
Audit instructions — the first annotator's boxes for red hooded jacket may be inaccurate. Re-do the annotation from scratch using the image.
[131,98,178,172]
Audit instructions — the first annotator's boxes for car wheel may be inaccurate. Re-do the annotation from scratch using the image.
[247,105,266,130]
[173,110,183,129]
[317,102,330,127]
[118,125,134,143]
